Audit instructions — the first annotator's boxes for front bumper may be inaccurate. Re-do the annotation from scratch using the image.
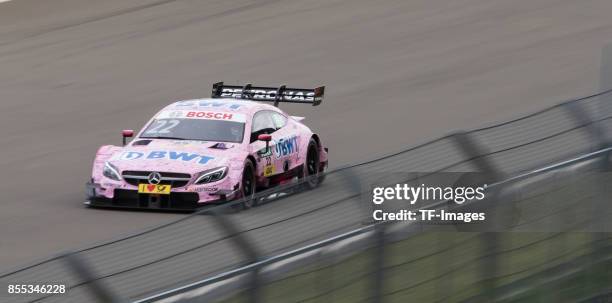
[86,182,239,211]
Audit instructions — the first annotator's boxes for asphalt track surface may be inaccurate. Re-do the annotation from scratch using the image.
[1,0,612,274]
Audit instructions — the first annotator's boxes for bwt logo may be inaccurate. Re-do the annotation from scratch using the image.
[220,88,315,102]
[120,150,215,165]
[274,136,299,159]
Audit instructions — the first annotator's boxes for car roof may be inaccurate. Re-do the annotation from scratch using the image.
[161,98,281,117]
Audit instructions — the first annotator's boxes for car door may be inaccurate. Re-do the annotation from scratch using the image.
[250,111,279,178]
[268,111,300,173]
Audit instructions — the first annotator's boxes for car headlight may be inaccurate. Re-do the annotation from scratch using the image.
[195,167,228,184]
[103,162,122,181]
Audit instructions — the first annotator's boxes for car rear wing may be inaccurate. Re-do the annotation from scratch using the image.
[211,82,325,107]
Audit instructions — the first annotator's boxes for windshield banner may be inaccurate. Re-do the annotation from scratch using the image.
[156,110,246,123]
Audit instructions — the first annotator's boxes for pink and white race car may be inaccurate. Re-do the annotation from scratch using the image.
[86,82,328,210]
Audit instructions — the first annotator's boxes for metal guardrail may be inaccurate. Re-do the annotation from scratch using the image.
[138,146,612,303]
[2,88,612,303]
[133,224,376,303]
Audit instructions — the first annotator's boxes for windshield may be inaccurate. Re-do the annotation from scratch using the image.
[140,118,245,143]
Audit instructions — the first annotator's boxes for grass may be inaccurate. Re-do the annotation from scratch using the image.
[220,173,612,303]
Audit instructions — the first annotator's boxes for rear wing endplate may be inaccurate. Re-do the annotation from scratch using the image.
[211,82,325,106]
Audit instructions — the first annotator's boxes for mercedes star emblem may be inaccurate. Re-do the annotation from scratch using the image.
[148,172,162,185]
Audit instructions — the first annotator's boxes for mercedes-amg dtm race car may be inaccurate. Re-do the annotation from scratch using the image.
[85,82,328,210]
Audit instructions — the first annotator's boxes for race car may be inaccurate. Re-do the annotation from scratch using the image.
[85,82,328,210]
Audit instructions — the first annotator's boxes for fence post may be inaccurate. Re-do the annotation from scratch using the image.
[563,101,609,150]
[64,252,123,303]
[435,233,454,302]
[451,131,502,301]
[206,207,262,303]
[563,97,611,296]
[451,131,503,180]
[338,168,374,225]
[599,44,612,125]
[371,224,387,303]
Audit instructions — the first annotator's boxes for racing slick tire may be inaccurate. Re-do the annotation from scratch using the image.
[301,138,323,189]
[240,159,257,209]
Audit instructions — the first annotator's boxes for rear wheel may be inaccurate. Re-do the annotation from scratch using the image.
[301,138,321,189]
[240,159,257,209]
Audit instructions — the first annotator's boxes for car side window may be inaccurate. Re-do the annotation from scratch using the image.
[251,111,276,143]
[271,112,287,130]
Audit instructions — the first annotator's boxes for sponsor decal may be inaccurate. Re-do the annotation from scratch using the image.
[262,154,273,176]
[274,136,299,159]
[156,110,246,122]
[172,140,206,145]
[138,184,171,195]
[220,89,316,102]
[194,187,218,192]
[263,164,274,177]
[186,111,233,120]
[197,101,243,109]
[174,100,244,110]
[163,110,185,118]
[118,150,215,165]
[257,147,272,158]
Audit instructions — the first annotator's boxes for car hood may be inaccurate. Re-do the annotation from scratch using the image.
[107,139,240,175]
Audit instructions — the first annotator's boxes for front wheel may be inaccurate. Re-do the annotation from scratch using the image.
[240,159,257,209]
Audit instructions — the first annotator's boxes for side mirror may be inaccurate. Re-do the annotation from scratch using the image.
[257,134,272,142]
[258,134,272,153]
[122,129,134,146]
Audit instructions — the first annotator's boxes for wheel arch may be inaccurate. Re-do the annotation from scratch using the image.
[246,155,258,173]
[309,133,327,170]
[246,154,257,165]
[311,133,321,149]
